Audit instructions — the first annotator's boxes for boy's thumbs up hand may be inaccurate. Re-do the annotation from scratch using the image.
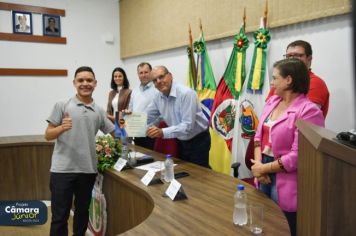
[61,112,72,131]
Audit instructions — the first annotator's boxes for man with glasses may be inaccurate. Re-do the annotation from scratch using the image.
[267,40,329,118]
[146,65,211,168]
[129,62,158,150]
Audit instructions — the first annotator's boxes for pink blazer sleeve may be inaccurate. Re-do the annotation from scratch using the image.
[280,103,325,172]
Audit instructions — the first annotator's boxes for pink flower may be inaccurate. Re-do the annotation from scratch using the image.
[96,144,103,152]
[105,147,112,157]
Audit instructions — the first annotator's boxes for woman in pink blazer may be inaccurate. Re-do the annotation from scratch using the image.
[251,58,325,236]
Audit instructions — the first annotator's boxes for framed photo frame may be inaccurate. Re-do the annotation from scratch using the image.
[12,11,33,35]
[43,14,61,37]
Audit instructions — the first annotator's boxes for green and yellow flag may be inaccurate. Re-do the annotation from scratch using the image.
[186,24,197,90]
[247,16,271,92]
[192,23,217,120]
[232,8,272,179]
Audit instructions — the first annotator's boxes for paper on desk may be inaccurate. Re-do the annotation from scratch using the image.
[135,161,177,172]
[129,151,148,158]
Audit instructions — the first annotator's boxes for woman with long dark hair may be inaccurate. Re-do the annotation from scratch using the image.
[106,67,131,122]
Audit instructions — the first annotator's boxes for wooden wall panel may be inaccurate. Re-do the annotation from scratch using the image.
[0,32,66,44]
[297,121,356,236]
[103,172,154,235]
[120,0,351,58]
[325,154,356,236]
[297,133,324,236]
[0,68,68,76]
[0,2,65,16]
[0,136,53,201]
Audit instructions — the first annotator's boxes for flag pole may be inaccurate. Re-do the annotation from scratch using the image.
[243,7,246,29]
[199,18,203,34]
[189,24,197,88]
[263,0,268,28]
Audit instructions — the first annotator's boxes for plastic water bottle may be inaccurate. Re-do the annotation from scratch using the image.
[160,162,165,182]
[164,154,174,182]
[120,136,128,160]
[128,139,136,166]
[233,184,248,226]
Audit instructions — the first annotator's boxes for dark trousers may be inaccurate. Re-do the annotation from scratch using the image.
[284,211,297,236]
[135,137,155,150]
[50,172,97,236]
[177,130,210,168]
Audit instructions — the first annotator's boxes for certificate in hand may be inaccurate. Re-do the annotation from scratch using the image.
[124,112,147,137]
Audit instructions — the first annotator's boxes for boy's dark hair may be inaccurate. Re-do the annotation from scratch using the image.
[273,58,310,94]
[75,66,95,78]
[110,67,130,90]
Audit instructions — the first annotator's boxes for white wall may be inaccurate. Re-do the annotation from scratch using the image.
[0,0,122,137]
[0,1,354,137]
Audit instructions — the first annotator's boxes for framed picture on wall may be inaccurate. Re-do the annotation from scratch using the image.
[12,11,33,35]
[43,14,61,37]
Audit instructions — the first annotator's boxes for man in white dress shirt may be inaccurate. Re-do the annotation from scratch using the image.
[146,66,211,167]
[129,62,158,150]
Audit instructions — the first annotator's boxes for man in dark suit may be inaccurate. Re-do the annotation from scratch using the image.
[45,17,59,33]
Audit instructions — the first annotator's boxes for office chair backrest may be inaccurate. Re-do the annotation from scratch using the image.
[153,121,179,158]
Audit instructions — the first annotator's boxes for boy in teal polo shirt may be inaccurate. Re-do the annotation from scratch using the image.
[45,66,115,236]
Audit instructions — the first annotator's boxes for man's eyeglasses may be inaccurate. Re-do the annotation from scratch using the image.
[152,72,168,83]
[283,53,306,59]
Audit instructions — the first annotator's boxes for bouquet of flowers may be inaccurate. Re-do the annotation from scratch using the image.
[96,135,122,173]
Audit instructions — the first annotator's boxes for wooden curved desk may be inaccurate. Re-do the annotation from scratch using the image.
[0,136,289,235]
[102,145,289,235]
[0,135,53,201]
